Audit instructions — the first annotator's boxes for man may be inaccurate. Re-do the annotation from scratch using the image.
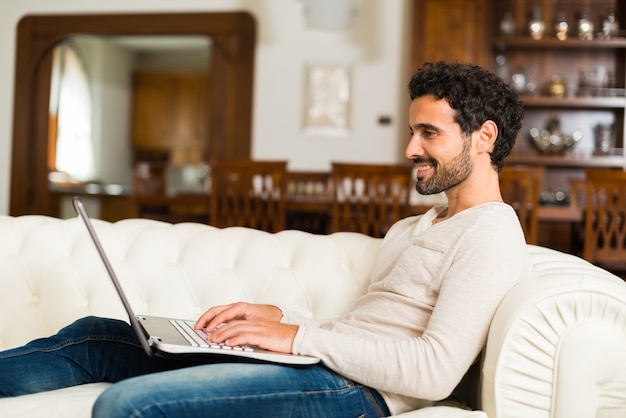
[0,62,529,417]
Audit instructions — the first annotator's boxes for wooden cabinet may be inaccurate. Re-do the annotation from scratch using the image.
[492,0,625,198]
[410,0,625,252]
[131,71,208,161]
[411,0,491,71]
[412,0,625,191]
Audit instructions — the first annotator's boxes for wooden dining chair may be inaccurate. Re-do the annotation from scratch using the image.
[133,161,167,196]
[132,161,211,223]
[499,165,544,245]
[285,171,332,233]
[209,158,288,232]
[330,162,412,238]
[132,161,170,220]
[583,168,626,275]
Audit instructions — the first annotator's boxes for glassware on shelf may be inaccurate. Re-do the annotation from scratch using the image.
[500,10,516,37]
[511,72,527,93]
[601,10,619,39]
[529,5,545,40]
[539,189,570,206]
[578,6,594,40]
[495,54,509,81]
[510,66,536,95]
[554,12,569,41]
[577,66,619,97]
[593,123,615,155]
[548,75,567,98]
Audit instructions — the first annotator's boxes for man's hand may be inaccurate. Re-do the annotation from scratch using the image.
[194,302,297,353]
[195,302,283,331]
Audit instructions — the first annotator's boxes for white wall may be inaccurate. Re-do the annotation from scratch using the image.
[0,0,412,215]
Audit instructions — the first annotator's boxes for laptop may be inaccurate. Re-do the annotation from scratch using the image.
[72,196,320,366]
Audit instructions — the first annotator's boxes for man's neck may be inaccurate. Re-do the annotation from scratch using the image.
[436,170,503,223]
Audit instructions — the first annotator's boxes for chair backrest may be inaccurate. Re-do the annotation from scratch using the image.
[583,168,626,268]
[285,171,332,234]
[210,158,287,232]
[286,171,331,203]
[330,162,412,238]
[133,161,167,196]
[499,165,544,245]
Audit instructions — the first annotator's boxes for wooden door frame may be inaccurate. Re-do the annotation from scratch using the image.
[10,12,255,216]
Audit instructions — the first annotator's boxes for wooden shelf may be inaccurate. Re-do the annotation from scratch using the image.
[494,0,626,177]
[537,205,582,222]
[494,37,626,49]
[507,152,624,168]
[521,95,626,109]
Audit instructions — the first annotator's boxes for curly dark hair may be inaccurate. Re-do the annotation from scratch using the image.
[408,62,523,172]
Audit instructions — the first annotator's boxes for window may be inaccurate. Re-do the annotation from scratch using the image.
[49,42,95,182]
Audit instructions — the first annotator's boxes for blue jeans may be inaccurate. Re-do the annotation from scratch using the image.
[0,316,389,417]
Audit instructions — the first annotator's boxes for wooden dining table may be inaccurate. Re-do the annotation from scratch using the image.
[49,170,439,231]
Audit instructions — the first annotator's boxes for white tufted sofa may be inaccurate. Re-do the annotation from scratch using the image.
[0,215,625,418]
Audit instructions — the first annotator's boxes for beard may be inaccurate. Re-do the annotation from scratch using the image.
[415,139,472,195]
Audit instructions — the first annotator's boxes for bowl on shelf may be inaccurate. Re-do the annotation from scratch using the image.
[529,115,583,154]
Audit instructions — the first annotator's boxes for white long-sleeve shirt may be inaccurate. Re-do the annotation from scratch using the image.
[282,202,530,415]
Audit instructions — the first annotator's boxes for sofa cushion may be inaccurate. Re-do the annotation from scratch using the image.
[0,383,111,416]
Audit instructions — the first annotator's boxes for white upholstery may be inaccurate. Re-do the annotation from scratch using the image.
[0,215,624,418]
[481,245,626,418]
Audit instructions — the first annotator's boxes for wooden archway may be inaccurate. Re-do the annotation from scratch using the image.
[10,12,255,216]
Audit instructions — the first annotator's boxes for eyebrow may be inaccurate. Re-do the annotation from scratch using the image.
[410,122,441,132]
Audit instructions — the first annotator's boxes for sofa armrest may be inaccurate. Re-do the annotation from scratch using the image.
[481,245,626,418]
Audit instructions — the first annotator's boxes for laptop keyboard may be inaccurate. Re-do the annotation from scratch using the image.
[170,319,254,352]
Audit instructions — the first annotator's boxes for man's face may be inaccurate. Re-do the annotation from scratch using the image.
[405,95,472,195]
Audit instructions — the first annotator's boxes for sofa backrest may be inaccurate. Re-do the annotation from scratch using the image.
[0,216,382,350]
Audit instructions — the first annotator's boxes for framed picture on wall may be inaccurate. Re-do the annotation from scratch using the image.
[302,64,351,136]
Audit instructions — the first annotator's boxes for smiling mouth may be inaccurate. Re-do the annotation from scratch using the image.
[413,159,435,179]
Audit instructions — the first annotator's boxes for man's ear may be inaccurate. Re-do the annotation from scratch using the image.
[475,120,498,153]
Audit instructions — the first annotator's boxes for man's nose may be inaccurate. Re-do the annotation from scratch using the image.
[405,134,424,160]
